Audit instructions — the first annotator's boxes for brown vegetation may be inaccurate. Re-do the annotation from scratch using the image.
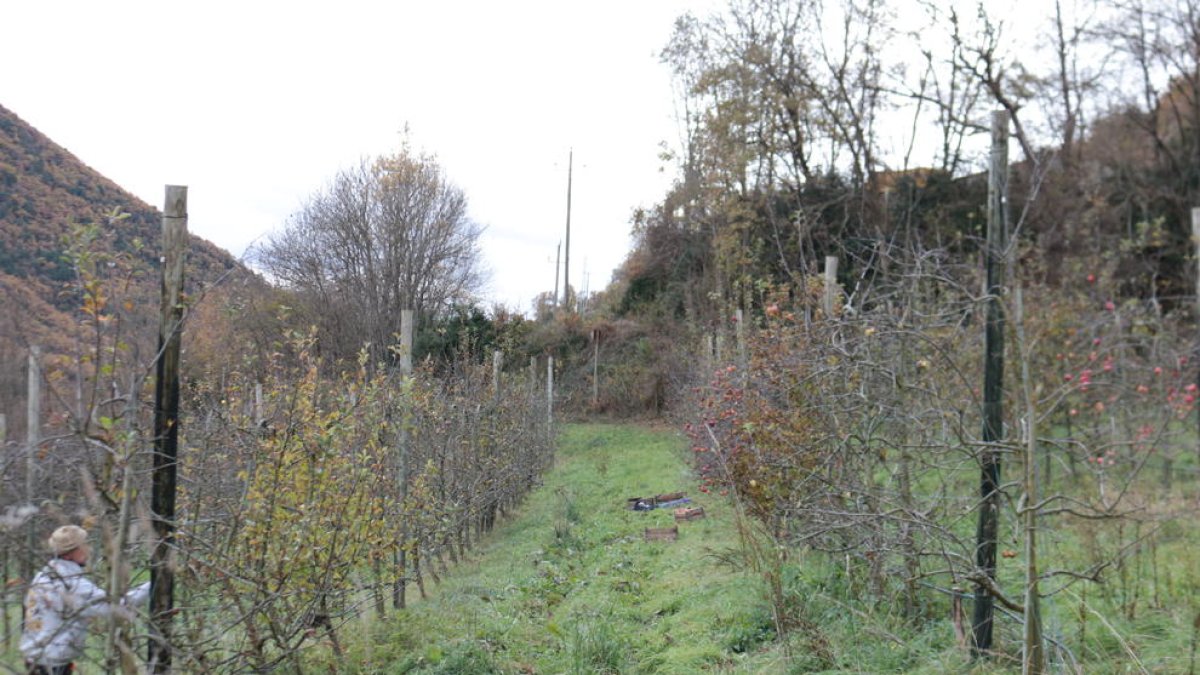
[0,103,249,437]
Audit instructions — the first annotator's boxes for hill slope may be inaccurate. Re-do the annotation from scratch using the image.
[0,103,250,430]
[0,102,242,314]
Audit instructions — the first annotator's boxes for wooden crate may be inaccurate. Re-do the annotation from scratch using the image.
[644,526,679,542]
[673,507,706,522]
[654,491,685,503]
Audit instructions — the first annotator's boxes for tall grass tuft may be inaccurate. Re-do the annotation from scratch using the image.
[566,615,628,675]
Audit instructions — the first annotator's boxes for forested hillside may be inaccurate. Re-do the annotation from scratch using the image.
[0,103,247,439]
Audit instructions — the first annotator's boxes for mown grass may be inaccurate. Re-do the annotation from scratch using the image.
[316,425,918,673]
[324,423,766,673]
[315,424,1200,674]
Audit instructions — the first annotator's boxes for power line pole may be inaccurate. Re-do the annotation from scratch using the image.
[563,149,573,312]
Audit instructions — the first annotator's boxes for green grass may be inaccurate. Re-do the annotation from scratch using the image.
[324,423,793,673]
[317,424,1200,674]
[321,425,943,673]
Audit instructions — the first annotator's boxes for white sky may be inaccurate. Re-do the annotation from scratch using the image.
[3,0,1071,316]
[1,0,718,314]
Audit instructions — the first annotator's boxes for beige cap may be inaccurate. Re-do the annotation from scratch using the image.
[48,525,88,555]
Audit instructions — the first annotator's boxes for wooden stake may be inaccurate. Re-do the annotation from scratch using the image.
[824,256,839,318]
[254,382,264,428]
[493,350,503,400]
[399,309,414,375]
[547,356,554,427]
[1015,282,1045,674]
[735,308,746,368]
[1193,207,1200,320]
[24,346,40,587]
[395,309,414,610]
[591,330,599,407]
[149,186,187,672]
[973,112,1008,659]
[1193,207,1200,464]
[1,530,8,650]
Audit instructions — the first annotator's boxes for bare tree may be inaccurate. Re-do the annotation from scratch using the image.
[256,150,484,364]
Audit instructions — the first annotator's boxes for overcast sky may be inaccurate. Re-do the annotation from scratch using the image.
[2,0,720,313]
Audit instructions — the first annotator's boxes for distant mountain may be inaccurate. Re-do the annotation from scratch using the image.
[0,103,252,430]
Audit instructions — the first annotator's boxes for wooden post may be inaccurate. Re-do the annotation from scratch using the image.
[972,112,1008,659]
[591,330,599,407]
[1193,206,1200,315]
[15,355,36,652]
[395,309,414,610]
[149,186,187,672]
[529,356,537,396]
[1,524,7,650]
[24,346,40,589]
[824,255,839,318]
[399,309,414,375]
[1193,207,1200,464]
[546,356,555,428]
[1015,282,1045,674]
[492,350,503,400]
[735,308,746,368]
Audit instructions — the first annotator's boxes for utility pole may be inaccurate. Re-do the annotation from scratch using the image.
[563,149,573,312]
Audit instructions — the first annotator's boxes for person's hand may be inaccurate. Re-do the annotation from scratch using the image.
[124,581,152,606]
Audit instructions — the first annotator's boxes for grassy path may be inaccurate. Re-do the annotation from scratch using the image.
[318,424,1200,675]
[338,423,784,674]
